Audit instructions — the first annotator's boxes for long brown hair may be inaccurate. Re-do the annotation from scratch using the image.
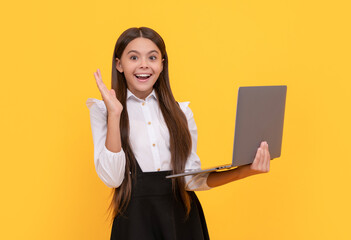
[107,27,192,222]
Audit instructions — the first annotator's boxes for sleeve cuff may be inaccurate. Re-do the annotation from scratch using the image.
[103,144,125,158]
[185,172,213,191]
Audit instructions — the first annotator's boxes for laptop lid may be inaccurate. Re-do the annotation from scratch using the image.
[232,85,287,167]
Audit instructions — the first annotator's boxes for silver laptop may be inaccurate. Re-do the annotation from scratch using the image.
[166,85,287,179]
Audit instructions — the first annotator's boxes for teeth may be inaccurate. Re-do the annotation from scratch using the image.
[136,74,151,77]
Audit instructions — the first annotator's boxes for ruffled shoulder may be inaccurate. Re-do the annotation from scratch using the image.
[178,101,190,111]
[178,101,193,120]
[86,98,107,115]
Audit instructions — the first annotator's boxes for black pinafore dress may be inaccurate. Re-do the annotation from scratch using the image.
[110,161,210,240]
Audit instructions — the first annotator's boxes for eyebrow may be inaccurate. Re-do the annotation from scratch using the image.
[127,50,159,55]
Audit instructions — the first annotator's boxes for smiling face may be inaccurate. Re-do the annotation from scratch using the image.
[115,37,164,100]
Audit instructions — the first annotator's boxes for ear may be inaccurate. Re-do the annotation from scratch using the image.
[161,58,164,71]
[116,58,123,73]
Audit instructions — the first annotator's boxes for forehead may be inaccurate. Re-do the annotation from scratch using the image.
[123,37,161,55]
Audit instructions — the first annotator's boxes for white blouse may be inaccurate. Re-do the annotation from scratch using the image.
[86,88,212,191]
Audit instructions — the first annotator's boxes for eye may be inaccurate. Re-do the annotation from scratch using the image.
[130,55,138,60]
[149,56,157,60]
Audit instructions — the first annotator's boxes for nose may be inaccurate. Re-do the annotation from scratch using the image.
[139,57,149,68]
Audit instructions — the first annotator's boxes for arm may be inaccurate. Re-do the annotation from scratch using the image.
[86,69,126,188]
[94,68,123,154]
[105,112,122,153]
[86,98,126,188]
[207,141,271,188]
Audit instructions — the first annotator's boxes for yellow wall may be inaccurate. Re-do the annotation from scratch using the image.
[1,0,350,239]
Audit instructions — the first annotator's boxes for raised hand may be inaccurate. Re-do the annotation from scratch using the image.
[93,69,123,116]
[250,141,271,173]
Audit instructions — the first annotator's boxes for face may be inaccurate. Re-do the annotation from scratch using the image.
[116,37,164,100]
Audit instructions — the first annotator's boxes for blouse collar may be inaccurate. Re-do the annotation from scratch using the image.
[126,88,157,102]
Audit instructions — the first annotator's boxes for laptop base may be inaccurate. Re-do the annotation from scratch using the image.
[165,164,236,179]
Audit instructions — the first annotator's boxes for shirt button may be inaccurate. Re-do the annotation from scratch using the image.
[148,121,151,125]
[157,168,160,171]
[142,102,145,106]
[152,143,156,147]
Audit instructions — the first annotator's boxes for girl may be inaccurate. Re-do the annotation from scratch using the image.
[86,27,271,240]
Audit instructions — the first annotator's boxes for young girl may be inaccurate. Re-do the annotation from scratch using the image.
[86,27,271,240]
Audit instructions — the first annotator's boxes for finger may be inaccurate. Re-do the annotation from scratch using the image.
[261,142,269,172]
[265,142,270,171]
[262,142,269,172]
[110,89,116,97]
[93,72,104,93]
[252,147,261,171]
[257,142,265,171]
[93,72,102,87]
[96,70,108,92]
[95,69,103,83]
[262,142,267,170]
[94,70,109,98]
[98,69,104,83]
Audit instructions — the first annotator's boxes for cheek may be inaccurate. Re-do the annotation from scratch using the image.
[123,68,136,82]
[154,62,163,73]
[123,69,137,80]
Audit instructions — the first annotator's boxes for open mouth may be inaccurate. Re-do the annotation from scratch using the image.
[135,74,152,81]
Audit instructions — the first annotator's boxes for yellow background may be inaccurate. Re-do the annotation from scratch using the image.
[1,0,350,239]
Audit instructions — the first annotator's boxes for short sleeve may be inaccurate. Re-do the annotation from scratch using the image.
[86,98,126,188]
[178,101,212,191]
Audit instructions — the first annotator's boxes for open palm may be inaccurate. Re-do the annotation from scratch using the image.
[93,69,123,116]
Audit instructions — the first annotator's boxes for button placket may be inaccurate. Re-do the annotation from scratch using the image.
[141,100,162,171]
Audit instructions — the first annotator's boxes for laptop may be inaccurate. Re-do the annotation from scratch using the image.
[166,85,287,179]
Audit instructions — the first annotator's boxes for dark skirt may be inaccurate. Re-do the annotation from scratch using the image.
[110,162,210,240]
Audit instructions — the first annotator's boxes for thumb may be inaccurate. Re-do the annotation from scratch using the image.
[110,89,116,97]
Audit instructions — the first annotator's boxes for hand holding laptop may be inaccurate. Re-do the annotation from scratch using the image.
[166,85,286,179]
[206,140,272,188]
[240,141,271,175]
